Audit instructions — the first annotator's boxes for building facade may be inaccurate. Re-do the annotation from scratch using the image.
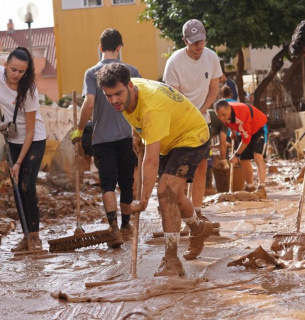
[53,0,173,97]
[0,20,58,102]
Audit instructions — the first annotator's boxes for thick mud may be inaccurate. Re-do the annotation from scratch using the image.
[1,159,305,319]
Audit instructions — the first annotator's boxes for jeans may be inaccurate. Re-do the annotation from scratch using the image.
[9,140,46,233]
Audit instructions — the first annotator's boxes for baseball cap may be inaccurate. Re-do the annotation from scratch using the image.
[182,19,206,44]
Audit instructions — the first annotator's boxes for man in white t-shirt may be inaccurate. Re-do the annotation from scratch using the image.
[163,19,223,222]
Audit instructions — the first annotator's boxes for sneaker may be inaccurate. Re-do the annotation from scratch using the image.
[195,210,220,229]
[254,186,267,199]
[120,224,133,241]
[154,256,185,277]
[11,237,28,252]
[108,226,124,248]
[243,186,256,192]
[29,232,43,251]
[183,221,213,260]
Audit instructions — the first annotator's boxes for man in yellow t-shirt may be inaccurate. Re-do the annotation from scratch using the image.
[97,62,212,277]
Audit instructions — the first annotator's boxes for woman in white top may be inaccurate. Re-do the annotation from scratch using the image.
[0,47,46,252]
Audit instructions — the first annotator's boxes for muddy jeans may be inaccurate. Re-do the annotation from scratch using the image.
[9,140,46,233]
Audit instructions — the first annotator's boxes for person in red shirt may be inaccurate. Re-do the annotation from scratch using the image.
[214,99,268,198]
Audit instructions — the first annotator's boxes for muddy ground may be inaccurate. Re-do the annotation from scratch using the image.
[1,159,305,320]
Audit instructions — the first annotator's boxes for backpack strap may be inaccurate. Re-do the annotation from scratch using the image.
[246,103,254,119]
[12,101,19,124]
[0,101,19,123]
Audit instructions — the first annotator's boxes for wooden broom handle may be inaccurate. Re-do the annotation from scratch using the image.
[72,91,81,229]
[229,138,235,193]
[296,167,305,232]
[130,149,143,279]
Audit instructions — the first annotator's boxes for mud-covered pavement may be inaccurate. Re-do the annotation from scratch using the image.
[1,159,305,320]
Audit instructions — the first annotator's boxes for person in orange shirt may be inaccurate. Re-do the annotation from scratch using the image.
[214,99,268,198]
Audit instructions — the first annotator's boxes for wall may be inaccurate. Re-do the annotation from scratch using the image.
[35,57,59,102]
[39,105,78,170]
[249,47,291,72]
[52,0,174,97]
[0,105,79,171]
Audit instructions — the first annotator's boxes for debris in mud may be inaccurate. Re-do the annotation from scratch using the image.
[206,191,260,203]
[0,171,105,224]
[227,246,284,269]
[271,232,305,269]
[51,277,213,303]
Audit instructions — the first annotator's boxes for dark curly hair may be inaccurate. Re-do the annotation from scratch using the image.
[290,20,305,57]
[4,47,36,108]
[97,62,131,88]
[220,85,232,99]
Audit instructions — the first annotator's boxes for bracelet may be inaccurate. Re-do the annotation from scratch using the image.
[15,162,21,166]
[234,152,241,158]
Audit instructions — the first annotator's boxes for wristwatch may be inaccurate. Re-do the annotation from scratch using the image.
[234,152,241,158]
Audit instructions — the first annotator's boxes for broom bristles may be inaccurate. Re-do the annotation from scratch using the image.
[271,232,305,252]
[48,229,113,252]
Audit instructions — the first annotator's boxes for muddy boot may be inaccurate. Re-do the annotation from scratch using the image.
[243,185,256,192]
[183,221,213,260]
[108,222,124,248]
[254,186,267,199]
[195,209,220,230]
[154,256,185,277]
[120,224,133,241]
[28,232,43,251]
[11,237,28,252]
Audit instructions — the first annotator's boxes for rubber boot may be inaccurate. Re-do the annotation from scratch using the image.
[28,232,43,251]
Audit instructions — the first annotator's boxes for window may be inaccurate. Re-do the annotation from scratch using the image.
[112,0,135,5]
[62,0,102,10]
[85,0,102,7]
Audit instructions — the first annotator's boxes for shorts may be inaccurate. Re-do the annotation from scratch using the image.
[93,138,136,204]
[158,142,209,181]
[240,125,268,160]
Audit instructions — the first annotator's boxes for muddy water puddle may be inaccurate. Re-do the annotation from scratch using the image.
[1,159,305,319]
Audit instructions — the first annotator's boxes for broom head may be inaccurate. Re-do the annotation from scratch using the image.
[48,229,113,252]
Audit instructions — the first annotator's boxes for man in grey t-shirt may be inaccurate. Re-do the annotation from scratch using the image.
[70,28,141,248]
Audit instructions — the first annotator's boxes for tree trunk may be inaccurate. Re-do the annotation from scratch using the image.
[253,44,289,110]
[236,49,245,102]
[282,57,302,86]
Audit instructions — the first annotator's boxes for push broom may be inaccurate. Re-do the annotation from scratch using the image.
[48,91,113,252]
[271,164,305,255]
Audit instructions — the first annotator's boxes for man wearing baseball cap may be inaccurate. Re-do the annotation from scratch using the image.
[163,19,223,229]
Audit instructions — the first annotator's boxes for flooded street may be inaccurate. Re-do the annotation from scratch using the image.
[1,159,305,319]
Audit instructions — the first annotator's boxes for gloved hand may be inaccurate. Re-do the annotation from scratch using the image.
[70,129,83,144]
[220,159,230,170]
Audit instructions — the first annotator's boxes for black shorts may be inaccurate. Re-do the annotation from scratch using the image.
[93,138,136,204]
[158,142,209,181]
[240,126,268,160]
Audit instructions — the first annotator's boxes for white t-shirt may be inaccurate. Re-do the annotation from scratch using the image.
[163,47,223,122]
[0,66,46,143]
